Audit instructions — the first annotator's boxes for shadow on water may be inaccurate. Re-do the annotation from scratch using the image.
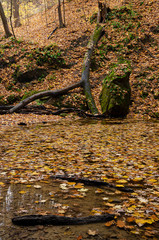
[0,119,158,239]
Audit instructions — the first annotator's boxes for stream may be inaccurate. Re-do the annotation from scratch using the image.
[0,119,158,239]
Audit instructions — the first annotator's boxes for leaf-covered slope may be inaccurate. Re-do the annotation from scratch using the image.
[0,0,158,121]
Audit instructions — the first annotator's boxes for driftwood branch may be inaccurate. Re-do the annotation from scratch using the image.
[12,214,115,226]
[52,175,134,193]
[9,25,104,114]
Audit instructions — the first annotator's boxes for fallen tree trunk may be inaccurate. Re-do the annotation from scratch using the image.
[51,175,134,193]
[12,214,115,226]
[9,82,81,113]
[9,25,104,114]
[81,24,103,114]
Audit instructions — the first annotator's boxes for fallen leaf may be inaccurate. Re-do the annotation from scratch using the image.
[19,190,26,194]
[95,188,104,194]
[0,182,5,187]
[116,179,128,183]
[137,197,148,203]
[117,220,125,228]
[135,218,147,227]
[87,229,97,236]
[34,185,41,189]
[132,177,143,182]
[39,199,47,203]
[77,235,83,240]
[127,216,135,223]
[105,220,115,227]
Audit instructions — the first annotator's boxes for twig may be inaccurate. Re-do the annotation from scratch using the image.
[48,26,58,39]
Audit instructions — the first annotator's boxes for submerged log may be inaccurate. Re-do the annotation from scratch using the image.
[12,214,115,226]
[51,175,134,193]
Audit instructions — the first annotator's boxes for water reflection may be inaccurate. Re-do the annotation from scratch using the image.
[5,186,13,212]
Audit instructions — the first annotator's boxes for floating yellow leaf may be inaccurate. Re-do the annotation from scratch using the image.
[74,183,84,189]
[116,179,127,183]
[67,182,76,185]
[0,182,5,187]
[135,218,147,227]
[132,177,143,182]
[146,219,155,224]
[147,179,157,183]
[95,188,104,194]
[19,190,26,194]
[116,184,124,188]
[127,205,137,212]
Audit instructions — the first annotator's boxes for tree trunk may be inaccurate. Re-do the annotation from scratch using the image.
[58,0,64,28]
[63,0,65,26]
[0,1,12,37]
[97,0,108,23]
[13,0,21,27]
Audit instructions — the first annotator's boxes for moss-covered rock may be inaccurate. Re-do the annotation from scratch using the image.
[100,63,131,118]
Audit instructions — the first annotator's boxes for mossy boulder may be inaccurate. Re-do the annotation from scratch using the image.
[100,64,131,118]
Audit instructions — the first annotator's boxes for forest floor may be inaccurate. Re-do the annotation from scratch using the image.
[0,0,159,126]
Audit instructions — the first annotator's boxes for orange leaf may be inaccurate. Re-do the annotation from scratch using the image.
[77,235,83,240]
[127,217,135,223]
[117,220,125,228]
[105,220,115,227]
